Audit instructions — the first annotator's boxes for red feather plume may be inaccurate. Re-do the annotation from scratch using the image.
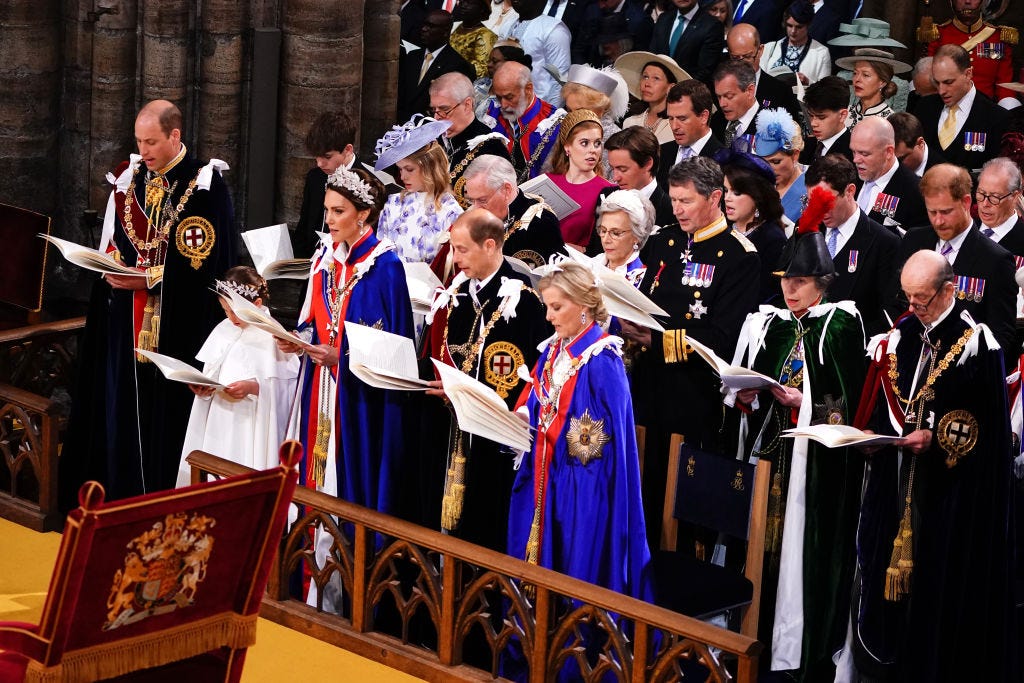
[797,185,836,235]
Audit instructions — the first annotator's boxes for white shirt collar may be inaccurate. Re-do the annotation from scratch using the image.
[982,213,1019,241]
[874,158,900,191]
[924,299,956,334]
[821,127,845,153]
[471,268,498,297]
[639,177,658,199]
[689,129,713,154]
[825,206,860,255]
[938,226,971,258]
[950,85,977,118]
[914,144,929,177]
[736,103,759,137]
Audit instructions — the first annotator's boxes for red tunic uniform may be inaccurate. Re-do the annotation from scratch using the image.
[926,18,1018,102]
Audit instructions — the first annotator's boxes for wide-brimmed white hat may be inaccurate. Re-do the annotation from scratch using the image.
[614,51,692,99]
[835,48,912,75]
[374,114,452,171]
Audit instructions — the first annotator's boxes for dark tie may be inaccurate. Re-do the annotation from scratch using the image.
[814,140,825,157]
[510,121,529,182]
[724,120,740,146]
[981,227,996,238]
[547,0,561,17]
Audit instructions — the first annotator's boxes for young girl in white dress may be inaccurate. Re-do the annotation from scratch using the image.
[176,266,300,485]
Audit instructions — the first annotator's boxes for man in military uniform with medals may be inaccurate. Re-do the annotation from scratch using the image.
[419,208,550,551]
[619,155,760,544]
[923,0,1019,106]
[844,249,1016,682]
[61,100,237,507]
[897,163,1017,354]
[429,155,565,284]
[429,73,511,208]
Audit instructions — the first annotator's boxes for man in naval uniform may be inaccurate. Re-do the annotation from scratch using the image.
[421,208,550,551]
[61,99,237,508]
[429,72,511,208]
[923,0,1019,106]
[845,249,1016,682]
[619,155,760,543]
[429,155,566,284]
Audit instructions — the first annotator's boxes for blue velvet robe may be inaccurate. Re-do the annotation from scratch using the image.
[508,323,653,601]
[296,232,414,516]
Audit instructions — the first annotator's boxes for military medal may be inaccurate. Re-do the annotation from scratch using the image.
[688,300,708,319]
[848,249,858,273]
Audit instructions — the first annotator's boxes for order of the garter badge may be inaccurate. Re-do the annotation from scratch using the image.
[484,341,525,398]
[103,511,216,630]
[566,409,611,465]
[175,216,216,269]
[937,409,978,468]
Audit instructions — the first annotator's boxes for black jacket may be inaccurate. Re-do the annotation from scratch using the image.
[398,45,477,122]
[649,8,726,86]
[825,211,901,335]
[913,91,1009,173]
[863,163,928,236]
[656,135,725,190]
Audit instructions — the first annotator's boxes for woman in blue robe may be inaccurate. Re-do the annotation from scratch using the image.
[277,168,413,609]
[505,262,653,680]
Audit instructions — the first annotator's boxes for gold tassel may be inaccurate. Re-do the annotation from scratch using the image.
[135,294,161,361]
[521,508,542,601]
[884,498,913,601]
[150,312,161,351]
[765,471,784,554]
[441,431,467,530]
[311,415,331,488]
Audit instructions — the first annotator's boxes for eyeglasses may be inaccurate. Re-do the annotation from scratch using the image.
[975,189,1017,205]
[597,227,631,239]
[902,287,943,311]
[728,51,759,63]
[465,189,499,207]
[429,100,466,119]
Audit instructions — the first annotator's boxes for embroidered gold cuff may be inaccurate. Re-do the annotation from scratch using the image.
[146,265,164,289]
[663,328,688,364]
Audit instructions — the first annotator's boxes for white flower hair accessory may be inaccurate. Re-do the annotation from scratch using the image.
[326,167,375,206]
[215,279,260,302]
[373,114,452,171]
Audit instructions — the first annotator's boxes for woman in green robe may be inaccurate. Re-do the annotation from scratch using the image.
[727,187,867,681]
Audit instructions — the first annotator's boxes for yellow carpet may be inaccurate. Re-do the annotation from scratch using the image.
[0,517,421,682]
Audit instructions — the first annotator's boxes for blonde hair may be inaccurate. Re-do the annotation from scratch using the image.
[551,111,605,177]
[538,261,608,324]
[401,141,454,211]
[561,82,612,117]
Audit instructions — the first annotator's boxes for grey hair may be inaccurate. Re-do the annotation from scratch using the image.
[980,157,1023,192]
[667,156,724,198]
[464,154,518,191]
[430,72,475,102]
[595,189,657,247]
[494,60,532,89]
[911,56,933,79]
[812,273,837,292]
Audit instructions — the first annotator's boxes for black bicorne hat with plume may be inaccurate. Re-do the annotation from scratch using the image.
[773,186,837,278]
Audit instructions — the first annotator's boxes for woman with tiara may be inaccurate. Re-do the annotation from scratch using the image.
[277,166,414,553]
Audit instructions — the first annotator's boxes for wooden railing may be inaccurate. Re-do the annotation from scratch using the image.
[0,316,85,531]
[187,451,763,682]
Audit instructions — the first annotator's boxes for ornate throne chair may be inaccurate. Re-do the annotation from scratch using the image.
[0,442,301,682]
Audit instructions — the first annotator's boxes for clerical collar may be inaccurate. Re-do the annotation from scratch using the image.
[693,214,728,242]
[155,144,187,176]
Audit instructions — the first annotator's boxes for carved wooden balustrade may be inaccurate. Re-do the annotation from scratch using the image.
[0,316,85,531]
[186,451,763,682]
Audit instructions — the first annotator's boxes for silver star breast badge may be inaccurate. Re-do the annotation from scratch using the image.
[689,300,708,319]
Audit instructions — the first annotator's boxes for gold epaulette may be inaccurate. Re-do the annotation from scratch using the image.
[1000,25,1018,45]
[918,20,942,43]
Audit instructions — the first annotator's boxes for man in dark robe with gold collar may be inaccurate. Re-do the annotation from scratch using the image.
[61,100,237,508]
[619,155,761,544]
[844,249,1016,682]
[420,208,549,551]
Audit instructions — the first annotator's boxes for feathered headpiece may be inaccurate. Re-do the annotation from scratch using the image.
[374,114,452,171]
[774,186,837,277]
[753,108,800,157]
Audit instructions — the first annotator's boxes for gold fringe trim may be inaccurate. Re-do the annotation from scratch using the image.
[25,612,257,683]
[884,497,914,602]
[440,433,467,531]
[765,471,784,554]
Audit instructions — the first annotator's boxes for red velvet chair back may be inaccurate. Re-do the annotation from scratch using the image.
[0,203,50,313]
[0,442,301,683]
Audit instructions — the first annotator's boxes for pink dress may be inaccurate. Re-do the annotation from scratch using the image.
[548,174,615,248]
